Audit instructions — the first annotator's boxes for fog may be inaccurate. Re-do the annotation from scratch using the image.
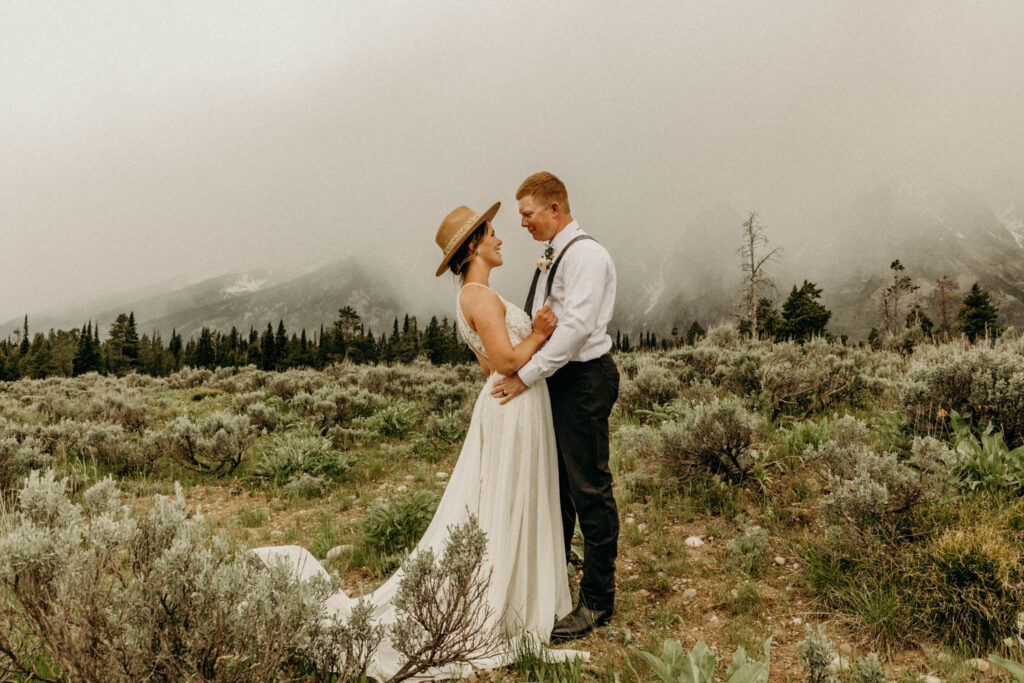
[3,0,1023,324]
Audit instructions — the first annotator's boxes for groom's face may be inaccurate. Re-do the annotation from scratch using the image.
[518,195,560,243]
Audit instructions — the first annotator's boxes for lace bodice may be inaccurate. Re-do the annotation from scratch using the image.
[455,284,533,359]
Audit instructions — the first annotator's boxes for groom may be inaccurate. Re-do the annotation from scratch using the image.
[492,171,619,641]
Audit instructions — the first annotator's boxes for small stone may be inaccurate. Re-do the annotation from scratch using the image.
[682,588,697,600]
[404,474,416,481]
[774,555,786,566]
[395,485,408,492]
[684,536,704,548]
[839,643,853,656]
[709,614,718,623]
[435,471,449,480]
[791,563,800,570]
[792,617,803,626]
[968,658,991,674]
[625,515,636,525]
[638,589,650,598]
[637,523,649,533]
[828,655,851,674]
[924,676,942,683]
[730,589,740,599]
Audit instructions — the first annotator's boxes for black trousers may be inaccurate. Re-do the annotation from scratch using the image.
[546,353,619,612]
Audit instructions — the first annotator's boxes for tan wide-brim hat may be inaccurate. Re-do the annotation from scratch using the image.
[434,201,500,276]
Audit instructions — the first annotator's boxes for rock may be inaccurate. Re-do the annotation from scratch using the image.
[326,544,354,561]
[637,523,648,533]
[625,515,636,525]
[684,536,704,548]
[774,555,787,566]
[682,588,697,600]
[709,614,719,623]
[730,589,740,599]
[792,617,803,625]
[968,658,991,674]
[435,471,449,480]
[404,474,416,481]
[638,589,650,598]
[395,485,408,492]
[838,643,853,656]
[828,655,851,674]
[924,676,942,683]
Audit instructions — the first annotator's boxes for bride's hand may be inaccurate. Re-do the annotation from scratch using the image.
[533,306,557,338]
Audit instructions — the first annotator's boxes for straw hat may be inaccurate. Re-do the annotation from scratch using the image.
[434,202,500,276]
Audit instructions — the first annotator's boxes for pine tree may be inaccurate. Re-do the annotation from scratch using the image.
[261,323,276,371]
[879,260,918,338]
[19,315,29,355]
[195,327,215,368]
[684,321,705,345]
[168,329,183,370]
[957,282,1001,342]
[780,280,831,342]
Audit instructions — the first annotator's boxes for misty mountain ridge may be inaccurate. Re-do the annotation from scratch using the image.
[4,180,1024,344]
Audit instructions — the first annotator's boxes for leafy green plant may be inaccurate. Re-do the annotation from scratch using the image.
[797,623,835,683]
[728,527,769,577]
[366,402,419,439]
[630,637,771,683]
[948,411,1024,492]
[360,490,441,558]
[252,427,353,486]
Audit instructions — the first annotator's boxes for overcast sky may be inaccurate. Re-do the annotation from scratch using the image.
[3,0,1023,323]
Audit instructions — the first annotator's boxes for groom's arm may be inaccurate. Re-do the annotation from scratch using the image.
[517,246,611,388]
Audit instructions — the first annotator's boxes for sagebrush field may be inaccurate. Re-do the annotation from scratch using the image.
[3,327,1024,682]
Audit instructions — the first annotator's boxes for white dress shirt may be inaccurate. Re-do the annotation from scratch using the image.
[518,221,616,388]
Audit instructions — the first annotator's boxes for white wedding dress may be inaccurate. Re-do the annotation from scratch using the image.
[252,284,584,681]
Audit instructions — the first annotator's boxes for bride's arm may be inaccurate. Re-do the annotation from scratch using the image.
[460,287,556,376]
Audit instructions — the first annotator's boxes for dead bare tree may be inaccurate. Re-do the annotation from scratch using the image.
[931,274,960,340]
[738,212,781,340]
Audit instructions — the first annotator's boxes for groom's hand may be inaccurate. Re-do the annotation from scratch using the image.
[491,373,527,405]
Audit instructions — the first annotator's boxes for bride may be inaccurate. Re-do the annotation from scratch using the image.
[253,201,582,680]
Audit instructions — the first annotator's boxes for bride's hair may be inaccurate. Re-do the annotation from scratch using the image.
[448,222,489,279]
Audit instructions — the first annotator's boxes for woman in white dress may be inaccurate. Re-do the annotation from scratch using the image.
[253,202,580,680]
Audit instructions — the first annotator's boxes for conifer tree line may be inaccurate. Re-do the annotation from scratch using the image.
[0,307,476,381]
[0,214,1008,380]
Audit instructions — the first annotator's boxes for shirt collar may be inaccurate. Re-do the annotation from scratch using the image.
[548,221,581,253]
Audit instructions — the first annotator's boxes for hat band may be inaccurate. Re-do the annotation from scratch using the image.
[443,213,485,255]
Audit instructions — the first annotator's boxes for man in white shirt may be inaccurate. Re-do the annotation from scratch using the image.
[492,171,619,641]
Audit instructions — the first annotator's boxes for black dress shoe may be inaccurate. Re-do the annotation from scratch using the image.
[550,604,613,642]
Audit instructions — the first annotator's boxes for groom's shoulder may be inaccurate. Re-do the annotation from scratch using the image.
[575,233,614,262]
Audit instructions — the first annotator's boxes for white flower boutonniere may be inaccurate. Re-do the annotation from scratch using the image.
[536,246,555,272]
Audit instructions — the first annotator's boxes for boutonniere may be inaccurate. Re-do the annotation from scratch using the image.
[536,246,555,272]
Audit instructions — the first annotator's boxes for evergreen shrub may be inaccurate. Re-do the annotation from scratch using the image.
[659,397,763,483]
[902,346,1024,447]
[617,364,681,416]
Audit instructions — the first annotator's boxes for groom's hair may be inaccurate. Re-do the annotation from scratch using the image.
[516,172,570,214]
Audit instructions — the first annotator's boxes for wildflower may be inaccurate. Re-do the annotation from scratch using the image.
[937,408,948,418]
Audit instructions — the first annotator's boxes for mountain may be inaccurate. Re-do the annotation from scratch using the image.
[796,180,1024,337]
[613,204,746,337]
[622,180,1024,339]
[5,180,1024,344]
[1,258,406,342]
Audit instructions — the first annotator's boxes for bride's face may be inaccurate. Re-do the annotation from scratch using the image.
[474,223,503,269]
